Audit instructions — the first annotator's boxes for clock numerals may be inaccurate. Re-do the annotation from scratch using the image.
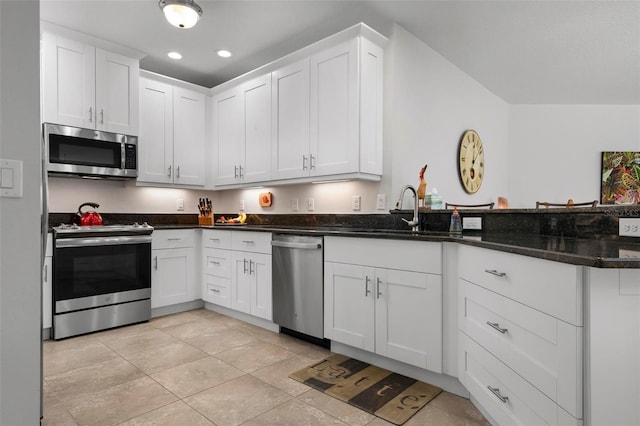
[458,130,484,194]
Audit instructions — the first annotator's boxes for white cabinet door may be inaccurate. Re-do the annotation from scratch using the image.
[151,247,195,308]
[212,88,243,185]
[42,256,53,330]
[375,269,443,372]
[249,252,272,320]
[309,39,358,177]
[271,59,310,180]
[324,262,375,352]
[138,77,173,184]
[231,252,252,314]
[358,37,384,175]
[173,86,205,185]
[95,49,139,135]
[242,75,272,183]
[42,33,95,129]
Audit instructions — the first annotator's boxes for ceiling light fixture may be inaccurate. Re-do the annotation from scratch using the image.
[158,0,203,29]
[168,51,182,59]
[217,50,232,58]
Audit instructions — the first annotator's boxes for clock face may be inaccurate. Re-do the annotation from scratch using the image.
[458,130,484,194]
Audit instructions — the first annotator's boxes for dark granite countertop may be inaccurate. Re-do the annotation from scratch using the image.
[152,224,640,268]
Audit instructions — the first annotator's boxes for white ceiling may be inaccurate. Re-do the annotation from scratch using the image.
[40,0,640,105]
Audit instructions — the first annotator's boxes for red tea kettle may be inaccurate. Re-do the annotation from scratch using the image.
[76,202,103,226]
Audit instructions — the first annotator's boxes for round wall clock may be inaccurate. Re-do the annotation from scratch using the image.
[458,129,484,194]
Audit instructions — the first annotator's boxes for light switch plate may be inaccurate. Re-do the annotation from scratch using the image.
[352,195,361,211]
[619,218,640,237]
[239,199,245,211]
[176,199,184,211]
[376,194,386,210]
[307,198,315,211]
[291,199,299,211]
[463,217,482,230]
[0,158,23,198]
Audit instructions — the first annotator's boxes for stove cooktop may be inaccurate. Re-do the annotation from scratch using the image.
[53,222,154,235]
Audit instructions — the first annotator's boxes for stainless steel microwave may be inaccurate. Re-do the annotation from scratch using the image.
[43,123,137,179]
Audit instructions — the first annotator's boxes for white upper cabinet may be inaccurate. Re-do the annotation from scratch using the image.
[42,31,139,135]
[271,60,310,180]
[138,74,206,187]
[212,74,272,186]
[210,23,387,187]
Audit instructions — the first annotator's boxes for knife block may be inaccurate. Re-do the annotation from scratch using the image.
[198,215,214,226]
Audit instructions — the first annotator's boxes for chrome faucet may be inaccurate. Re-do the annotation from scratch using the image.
[395,185,419,231]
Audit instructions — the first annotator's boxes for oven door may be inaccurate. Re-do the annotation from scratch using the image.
[53,235,152,314]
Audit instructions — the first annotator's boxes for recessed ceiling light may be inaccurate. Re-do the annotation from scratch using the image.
[217,50,232,58]
[168,51,182,60]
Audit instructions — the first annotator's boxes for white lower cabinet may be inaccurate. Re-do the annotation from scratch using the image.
[151,230,198,309]
[324,237,442,373]
[202,229,272,321]
[458,245,582,425]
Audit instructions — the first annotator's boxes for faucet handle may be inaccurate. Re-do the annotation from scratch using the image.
[402,218,418,226]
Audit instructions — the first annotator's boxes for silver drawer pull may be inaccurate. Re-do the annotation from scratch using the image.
[486,321,508,334]
[365,276,371,296]
[210,261,221,265]
[210,288,220,293]
[167,238,182,241]
[242,240,254,244]
[484,269,506,277]
[487,386,509,403]
[209,238,220,241]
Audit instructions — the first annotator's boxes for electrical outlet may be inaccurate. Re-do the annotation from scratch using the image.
[619,218,640,237]
[291,199,299,211]
[176,199,184,211]
[352,195,361,211]
[376,194,386,210]
[239,199,245,211]
[307,198,315,211]
[463,217,482,230]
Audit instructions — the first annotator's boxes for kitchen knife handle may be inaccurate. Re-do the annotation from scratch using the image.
[365,276,371,296]
[310,154,315,170]
[154,256,158,270]
[302,155,307,170]
[168,165,172,177]
[88,107,93,123]
[376,277,382,299]
[176,166,180,178]
[100,109,104,124]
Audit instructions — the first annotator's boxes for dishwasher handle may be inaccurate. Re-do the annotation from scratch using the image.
[271,240,322,250]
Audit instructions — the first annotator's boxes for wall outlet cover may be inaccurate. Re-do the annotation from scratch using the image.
[619,218,640,237]
[291,199,299,211]
[352,195,361,211]
[463,217,482,230]
[307,198,315,211]
[376,194,386,210]
[176,198,184,211]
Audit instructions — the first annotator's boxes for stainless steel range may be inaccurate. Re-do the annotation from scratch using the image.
[52,223,153,339]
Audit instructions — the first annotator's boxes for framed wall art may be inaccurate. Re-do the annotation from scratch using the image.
[601,151,640,205]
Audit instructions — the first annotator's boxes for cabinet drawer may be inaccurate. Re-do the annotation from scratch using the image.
[203,248,232,278]
[232,231,272,254]
[202,229,232,249]
[459,334,580,426]
[325,237,441,274]
[203,274,231,308]
[460,280,582,417]
[458,245,582,326]
[152,229,195,249]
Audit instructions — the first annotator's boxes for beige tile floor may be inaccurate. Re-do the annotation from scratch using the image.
[43,309,491,426]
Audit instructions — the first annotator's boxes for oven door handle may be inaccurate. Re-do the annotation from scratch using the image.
[55,235,152,248]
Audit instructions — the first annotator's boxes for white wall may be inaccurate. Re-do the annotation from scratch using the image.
[49,23,511,215]
[0,1,42,423]
[508,105,640,208]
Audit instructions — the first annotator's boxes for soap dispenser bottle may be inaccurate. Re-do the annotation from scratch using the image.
[449,207,462,235]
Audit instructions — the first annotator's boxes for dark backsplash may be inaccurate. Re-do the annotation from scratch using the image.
[49,205,640,240]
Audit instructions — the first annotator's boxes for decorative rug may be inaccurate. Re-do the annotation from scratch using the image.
[289,354,442,425]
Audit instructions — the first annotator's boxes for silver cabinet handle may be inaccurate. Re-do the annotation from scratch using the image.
[484,269,506,277]
[167,238,182,241]
[243,258,248,274]
[239,165,244,178]
[486,321,508,334]
[310,154,315,170]
[154,256,158,270]
[100,109,104,124]
[44,264,48,282]
[209,238,220,242]
[89,107,93,123]
[234,165,238,179]
[211,288,221,293]
[376,277,382,299]
[176,166,180,178]
[365,276,371,296]
[487,386,509,403]
[168,165,172,177]
[210,261,221,266]
[249,259,254,275]
[302,155,308,170]
[242,240,254,244]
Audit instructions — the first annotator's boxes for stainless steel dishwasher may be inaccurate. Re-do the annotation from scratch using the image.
[272,234,325,342]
